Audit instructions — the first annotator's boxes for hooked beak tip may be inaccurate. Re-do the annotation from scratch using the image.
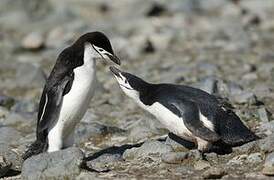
[107,54,121,65]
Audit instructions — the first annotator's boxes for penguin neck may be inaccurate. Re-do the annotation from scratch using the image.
[137,83,155,106]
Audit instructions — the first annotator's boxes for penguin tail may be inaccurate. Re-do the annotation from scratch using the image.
[218,110,258,147]
[22,139,48,161]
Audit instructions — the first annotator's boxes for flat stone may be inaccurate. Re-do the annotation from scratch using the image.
[202,167,227,179]
[123,140,173,160]
[194,160,211,170]
[22,32,44,50]
[161,152,189,164]
[21,147,84,180]
[262,152,274,176]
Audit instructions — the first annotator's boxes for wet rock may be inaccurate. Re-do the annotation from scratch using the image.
[21,32,44,50]
[258,134,274,153]
[257,107,271,122]
[123,140,173,160]
[202,167,227,179]
[262,152,274,176]
[161,152,188,164]
[21,147,84,180]
[0,155,12,178]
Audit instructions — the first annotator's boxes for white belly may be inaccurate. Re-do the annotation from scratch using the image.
[58,64,96,136]
[140,102,195,141]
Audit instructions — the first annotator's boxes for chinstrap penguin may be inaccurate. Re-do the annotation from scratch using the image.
[23,32,121,160]
[109,66,258,155]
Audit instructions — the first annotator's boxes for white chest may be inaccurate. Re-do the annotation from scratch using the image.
[58,62,96,130]
[137,101,194,141]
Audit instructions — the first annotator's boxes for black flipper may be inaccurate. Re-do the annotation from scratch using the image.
[23,72,74,160]
[169,100,220,142]
[217,109,258,146]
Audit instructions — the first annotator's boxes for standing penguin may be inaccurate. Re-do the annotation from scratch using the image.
[109,66,258,154]
[23,32,121,160]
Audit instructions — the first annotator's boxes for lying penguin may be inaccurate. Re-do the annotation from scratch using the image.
[23,32,121,160]
[109,66,258,154]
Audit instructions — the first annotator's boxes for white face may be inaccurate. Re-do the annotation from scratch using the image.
[113,73,139,100]
[92,44,113,61]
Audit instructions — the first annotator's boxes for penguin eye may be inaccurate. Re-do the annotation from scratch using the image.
[98,48,104,52]
[125,80,128,84]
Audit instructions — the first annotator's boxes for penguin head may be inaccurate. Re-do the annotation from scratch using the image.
[73,32,121,65]
[110,66,148,100]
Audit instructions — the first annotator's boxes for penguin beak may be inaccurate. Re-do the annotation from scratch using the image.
[109,66,122,79]
[106,54,121,65]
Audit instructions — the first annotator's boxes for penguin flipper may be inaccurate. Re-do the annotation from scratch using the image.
[169,100,220,142]
[36,73,74,142]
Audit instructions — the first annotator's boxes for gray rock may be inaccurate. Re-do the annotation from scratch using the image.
[0,95,15,109]
[202,167,227,179]
[75,122,125,144]
[2,113,35,133]
[231,92,257,105]
[21,147,84,180]
[260,121,274,136]
[227,154,248,166]
[0,155,12,178]
[161,152,189,164]
[257,108,271,122]
[262,152,274,176]
[86,153,122,172]
[0,127,22,146]
[11,100,37,114]
[165,133,194,152]
[247,153,263,164]
[123,140,173,160]
[15,63,46,88]
[233,141,258,154]
[21,32,44,50]
[194,160,211,170]
[0,143,22,171]
[76,172,97,180]
[259,134,274,153]
[195,76,217,94]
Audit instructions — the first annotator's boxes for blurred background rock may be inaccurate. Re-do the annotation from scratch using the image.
[0,0,274,179]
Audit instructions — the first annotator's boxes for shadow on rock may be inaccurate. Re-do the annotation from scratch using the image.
[82,142,143,172]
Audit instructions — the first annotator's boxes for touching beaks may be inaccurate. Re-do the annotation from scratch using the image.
[109,66,122,79]
[106,53,121,65]
[92,45,121,65]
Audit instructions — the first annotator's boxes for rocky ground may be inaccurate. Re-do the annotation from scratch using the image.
[0,0,274,179]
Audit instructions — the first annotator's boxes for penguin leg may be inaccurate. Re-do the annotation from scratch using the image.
[63,130,75,148]
[47,124,63,152]
[196,137,212,160]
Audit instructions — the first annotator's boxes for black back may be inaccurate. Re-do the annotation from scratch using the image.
[123,72,257,146]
